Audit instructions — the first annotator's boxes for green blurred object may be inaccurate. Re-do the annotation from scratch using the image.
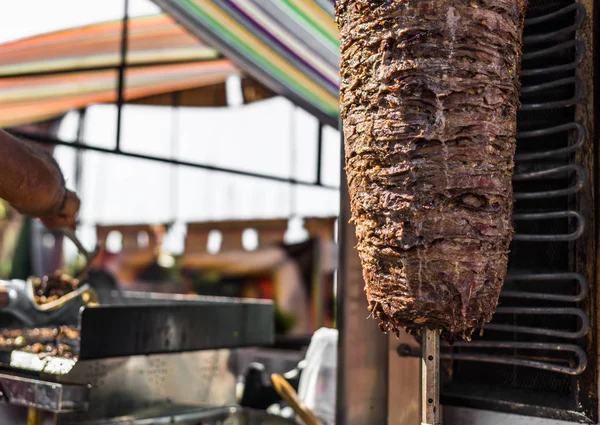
[0,260,11,278]
[275,308,297,335]
[191,272,240,298]
[63,254,85,278]
[10,217,32,280]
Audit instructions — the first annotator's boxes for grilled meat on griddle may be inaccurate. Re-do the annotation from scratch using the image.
[0,326,79,358]
[0,272,83,358]
[31,270,81,305]
[23,341,74,358]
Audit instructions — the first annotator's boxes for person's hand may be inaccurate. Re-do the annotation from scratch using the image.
[39,190,81,230]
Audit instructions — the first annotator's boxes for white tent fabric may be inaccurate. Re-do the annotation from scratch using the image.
[55,97,341,254]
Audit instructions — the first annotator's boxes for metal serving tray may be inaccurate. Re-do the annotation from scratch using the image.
[1,292,274,375]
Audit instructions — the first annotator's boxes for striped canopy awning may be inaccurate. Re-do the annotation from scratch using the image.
[151,0,340,128]
[0,14,274,128]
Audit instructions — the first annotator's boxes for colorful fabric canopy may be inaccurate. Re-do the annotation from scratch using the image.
[150,0,340,128]
[0,14,219,76]
[0,14,272,128]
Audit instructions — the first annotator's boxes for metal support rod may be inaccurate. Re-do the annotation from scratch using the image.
[422,328,441,425]
[170,92,181,222]
[289,106,297,218]
[316,121,324,185]
[311,237,324,328]
[74,108,87,195]
[6,130,338,190]
[115,0,129,152]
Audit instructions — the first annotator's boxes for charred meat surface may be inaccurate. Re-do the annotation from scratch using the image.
[337,0,527,340]
[0,326,79,358]
[31,270,81,305]
[22,342,75,358]
[0,272,82,358]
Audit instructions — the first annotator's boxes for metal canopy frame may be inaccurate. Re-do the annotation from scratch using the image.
[7,129,337,190]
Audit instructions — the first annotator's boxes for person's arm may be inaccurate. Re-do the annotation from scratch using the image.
[0,130,80,228]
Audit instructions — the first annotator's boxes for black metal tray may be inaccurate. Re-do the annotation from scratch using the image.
[1,292,273,374]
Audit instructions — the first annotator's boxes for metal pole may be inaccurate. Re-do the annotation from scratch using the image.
[170,92,181,223]
[115,0,129,152]
[289,106,297,218]
[6,130,338,190]
[74,108,87,195]
[316,121,324,185]
[421,328,441,425]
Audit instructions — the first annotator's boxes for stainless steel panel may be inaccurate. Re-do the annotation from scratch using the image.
[444,406,580,425]
[0,373,89,411]
[78,406,297,425]
[56,349,237,423]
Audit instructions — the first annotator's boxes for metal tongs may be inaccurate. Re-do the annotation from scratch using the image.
[61,227,100,281]
[422,328,441,425]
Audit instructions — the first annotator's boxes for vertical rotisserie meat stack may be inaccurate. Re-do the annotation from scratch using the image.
[336,0,528,340]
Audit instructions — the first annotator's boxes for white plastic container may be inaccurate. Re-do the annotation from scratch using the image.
[297,327,338,425]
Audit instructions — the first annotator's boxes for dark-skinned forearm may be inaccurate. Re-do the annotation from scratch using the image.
[0,130,65,217]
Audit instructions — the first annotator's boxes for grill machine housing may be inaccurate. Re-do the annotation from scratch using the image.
[436,0,597,422]
[0,293,274,424]
[336,0,598,424]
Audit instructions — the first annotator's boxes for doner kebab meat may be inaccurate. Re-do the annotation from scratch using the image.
[336,0,527,340]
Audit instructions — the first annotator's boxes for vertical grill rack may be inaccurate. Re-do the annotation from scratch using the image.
[399,1,593,420]
[444,0,589,377]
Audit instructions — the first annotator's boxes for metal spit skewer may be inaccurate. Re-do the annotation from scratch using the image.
[422,328,441,425]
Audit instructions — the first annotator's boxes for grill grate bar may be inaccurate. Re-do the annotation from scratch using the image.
[513,164,585,199]
[515,122,585,161]
[520,76,583,110]
[522,39,582,61]
[398,342,588,376]
[524,3,583,26]
[486,307,590,339]
[501,273,588,302]
[513,210,584,241]
[521,76,579,95]
[523,3,586,45]
[521,39,584,77]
